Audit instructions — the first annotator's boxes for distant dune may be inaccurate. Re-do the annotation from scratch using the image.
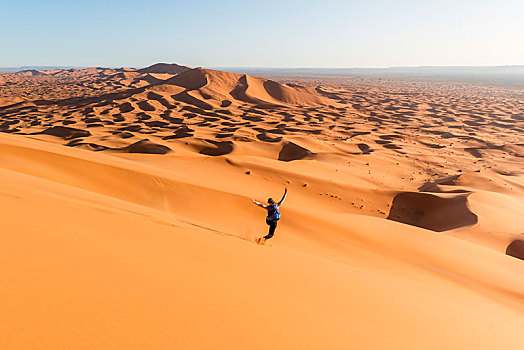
[137,62,191,75]
[0,63,523,349]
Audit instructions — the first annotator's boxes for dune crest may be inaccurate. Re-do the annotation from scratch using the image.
[160,67,328,107]
[137,62,191,75]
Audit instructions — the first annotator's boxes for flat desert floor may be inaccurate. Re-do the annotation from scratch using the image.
[1,64,523,349]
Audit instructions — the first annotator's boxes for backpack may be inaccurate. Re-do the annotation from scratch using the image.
[267,205,281,221]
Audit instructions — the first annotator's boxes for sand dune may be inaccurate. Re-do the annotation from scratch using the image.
[137,62,191,75]
[161,67,327,107]
[0,96,23,108]
[0,63,188,101]
[0,64,523,349]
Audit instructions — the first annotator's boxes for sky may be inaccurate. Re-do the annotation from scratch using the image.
[1,0,523,68]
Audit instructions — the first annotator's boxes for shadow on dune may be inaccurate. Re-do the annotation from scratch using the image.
[418,175,463,192]
[256,133,282,143]
[506,240,524,261]
[172,91,213,110]
[41,126,91,140]
[387,192,478,232]
[123,139,172,154]
[198,140,234,156]
[66,138,172,154]
[278,142,312,162]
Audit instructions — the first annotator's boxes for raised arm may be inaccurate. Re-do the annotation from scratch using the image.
[277,188,288,207]
[252,199,267,209]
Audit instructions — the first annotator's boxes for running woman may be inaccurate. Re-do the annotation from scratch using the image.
[252,187,288,243]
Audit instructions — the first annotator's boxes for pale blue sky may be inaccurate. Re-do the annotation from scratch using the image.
[1,0,522,68]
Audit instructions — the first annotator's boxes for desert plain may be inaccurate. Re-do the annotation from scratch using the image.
[0,63,523,349]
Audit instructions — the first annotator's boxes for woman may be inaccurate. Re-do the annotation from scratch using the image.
[252,187,288,243]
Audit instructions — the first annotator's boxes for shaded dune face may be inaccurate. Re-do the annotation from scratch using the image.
[506,240,524,261]
[41,126,91,140]
[387,192,478,232]
[198,140,234,156]
[171,91,213,110]
[164,68,209,90]
[124,139,171,154]
[65,137,172,154]
[418,175,462,192]
[278,142,312,161]
[137,63,191,75]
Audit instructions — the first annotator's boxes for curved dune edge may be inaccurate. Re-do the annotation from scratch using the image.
[387,191,478,231]
[0,133,523,349]
[41,126,92,139]
[278,141,312,161]
[506,240,524,260]
[123,139,172,154]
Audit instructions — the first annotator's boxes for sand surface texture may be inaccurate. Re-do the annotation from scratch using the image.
[1,64,523,349]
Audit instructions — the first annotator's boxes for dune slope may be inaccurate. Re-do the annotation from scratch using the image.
[1,132,524,349]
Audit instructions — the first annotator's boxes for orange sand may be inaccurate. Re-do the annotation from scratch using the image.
[0,64,523,349]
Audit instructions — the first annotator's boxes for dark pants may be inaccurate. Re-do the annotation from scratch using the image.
[264,218,277,239]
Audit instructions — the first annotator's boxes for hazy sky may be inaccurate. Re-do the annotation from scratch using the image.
[1,0,523,68]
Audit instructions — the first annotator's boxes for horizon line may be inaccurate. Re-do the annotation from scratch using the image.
[1,64,523,71]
